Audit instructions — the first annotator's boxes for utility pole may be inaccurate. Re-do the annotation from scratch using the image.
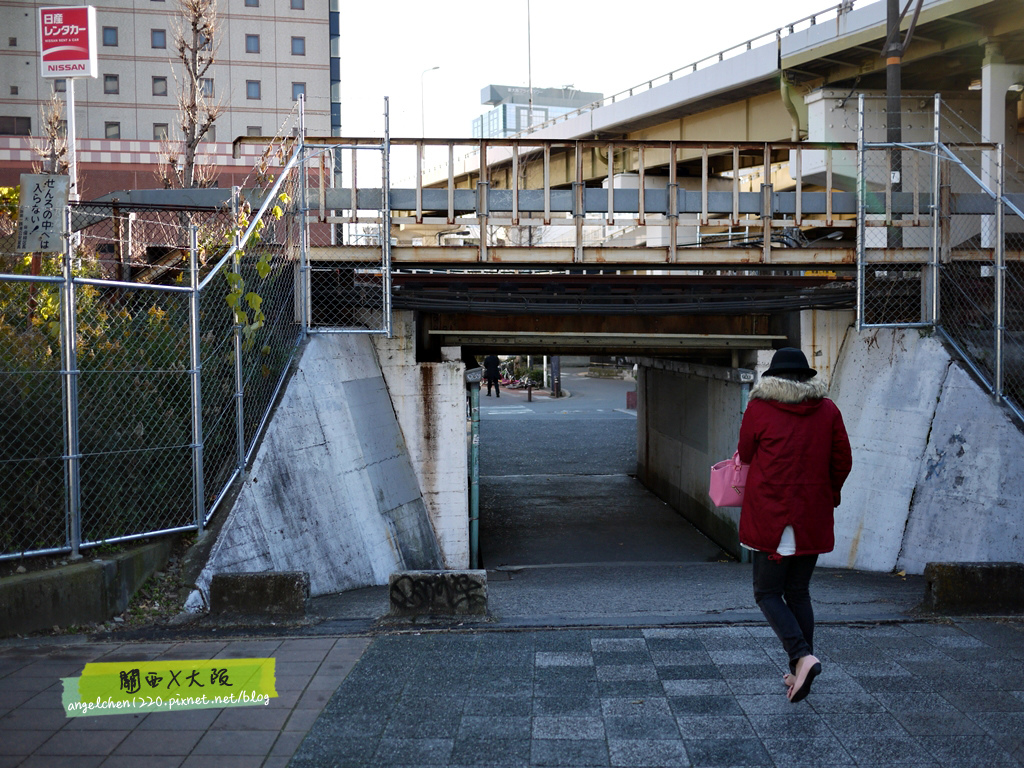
[526,0,534,131]
[886,0,903,248]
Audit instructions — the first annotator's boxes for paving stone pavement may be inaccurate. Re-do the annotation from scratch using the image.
[2,620,1023,767]
[288,621,1024,768]
[0,635,370,768]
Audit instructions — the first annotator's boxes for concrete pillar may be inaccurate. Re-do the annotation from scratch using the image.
[799,309,855,388]
[980,42,1024,247]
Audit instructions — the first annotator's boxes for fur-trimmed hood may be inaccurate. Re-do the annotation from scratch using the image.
[750,375,828,404]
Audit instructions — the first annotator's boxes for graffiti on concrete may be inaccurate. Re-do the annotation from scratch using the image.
[389,571,487,616]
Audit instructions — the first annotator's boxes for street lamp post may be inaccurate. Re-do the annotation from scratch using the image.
[420,66,440,167]
[527,0,534,130]
[420,66,440,138]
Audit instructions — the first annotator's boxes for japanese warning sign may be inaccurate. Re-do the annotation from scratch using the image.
[17,174,70,253]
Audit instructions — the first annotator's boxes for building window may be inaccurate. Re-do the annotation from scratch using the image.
[290,0,304,8]
[104,74,119,94]
[105,122,121,139]
[246,80,261,100]
[102,27,117,46]
[245,0,258,5]
[58,119,67,136]
[201,78,214,97]
[0,116,31,135]
[8,37,16,46]
[206,125,216,142]
[199,33,212,51]
[292,82,306,101]
[291,36,305,55]
[153,123,168,140]
[53,79,66,93]
[245,34,259,53]
[247,125,261,136]
[152,76,168,96]
[10,86,17,95]
[151,29,166,48]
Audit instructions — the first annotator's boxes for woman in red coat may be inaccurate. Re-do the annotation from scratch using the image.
[737,348,852,703]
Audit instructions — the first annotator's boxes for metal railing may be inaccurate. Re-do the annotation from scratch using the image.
[317,136,863,266]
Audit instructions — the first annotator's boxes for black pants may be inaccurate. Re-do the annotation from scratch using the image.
[485,376,500,396]
[751,550,817,673]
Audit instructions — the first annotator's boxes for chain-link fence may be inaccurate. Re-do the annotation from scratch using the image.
[857,95,1024,422]
[1,183,302,559]
[934,143,1024,421]
[304,144,391,333]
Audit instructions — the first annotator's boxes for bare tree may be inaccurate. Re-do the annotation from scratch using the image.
[31,90,69,176]
[157,0,224,188]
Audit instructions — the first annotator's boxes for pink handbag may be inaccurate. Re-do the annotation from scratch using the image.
[709,452,749,508]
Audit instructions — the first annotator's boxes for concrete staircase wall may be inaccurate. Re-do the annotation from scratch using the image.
[824,327,1024,574]
[186,333,443,609]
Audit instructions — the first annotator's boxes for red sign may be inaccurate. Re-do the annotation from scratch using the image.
[39,6,97,78]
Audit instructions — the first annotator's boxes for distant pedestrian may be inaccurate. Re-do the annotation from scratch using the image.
[483,354,500,397]
[737,347,852,703]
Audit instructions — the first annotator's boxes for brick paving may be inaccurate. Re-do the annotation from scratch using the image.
[2,620,1023,767]
[0,636,369,768]
[289,621,1024,768]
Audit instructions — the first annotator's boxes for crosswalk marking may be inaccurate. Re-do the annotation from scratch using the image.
[483,405,533,415]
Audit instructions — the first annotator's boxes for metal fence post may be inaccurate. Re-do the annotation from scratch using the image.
[61,208,82,558]
[468,374,480,570]
[230,189,246,474]
[995,144,1005,403]
[298,95,310,336]
[856,94,866,330]
[382,97,393,336]
[189,225,206,532]
[930,94,941,325]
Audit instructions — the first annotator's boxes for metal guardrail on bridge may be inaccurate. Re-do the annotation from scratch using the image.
[306,137,867,267]
[297,134,1024,270]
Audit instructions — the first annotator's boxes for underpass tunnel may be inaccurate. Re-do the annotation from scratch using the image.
[459,345,758,571]
[417,293,852,571]
[375,269,855,573]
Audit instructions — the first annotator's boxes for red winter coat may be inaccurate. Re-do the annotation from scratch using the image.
[737,375,852,555]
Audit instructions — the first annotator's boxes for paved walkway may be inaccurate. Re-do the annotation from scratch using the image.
[2,617,1023,767]
[0,635,369,768]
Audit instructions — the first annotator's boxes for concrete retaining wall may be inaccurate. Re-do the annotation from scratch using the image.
[373,312,470,569]
[823,327,1024,574]
[636,358,751,558]
[636,324,1023,576]
[0,539,173,637]
[186,334,442,609]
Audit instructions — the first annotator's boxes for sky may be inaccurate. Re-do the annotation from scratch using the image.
[330,0,851,140]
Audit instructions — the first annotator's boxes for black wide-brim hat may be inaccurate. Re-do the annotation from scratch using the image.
[764,347,817,377]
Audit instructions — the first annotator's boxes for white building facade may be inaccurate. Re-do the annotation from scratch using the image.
[0,0,331,195]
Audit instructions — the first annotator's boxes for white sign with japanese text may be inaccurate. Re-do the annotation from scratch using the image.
[39,6,97,79]
[17,174,70,253]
